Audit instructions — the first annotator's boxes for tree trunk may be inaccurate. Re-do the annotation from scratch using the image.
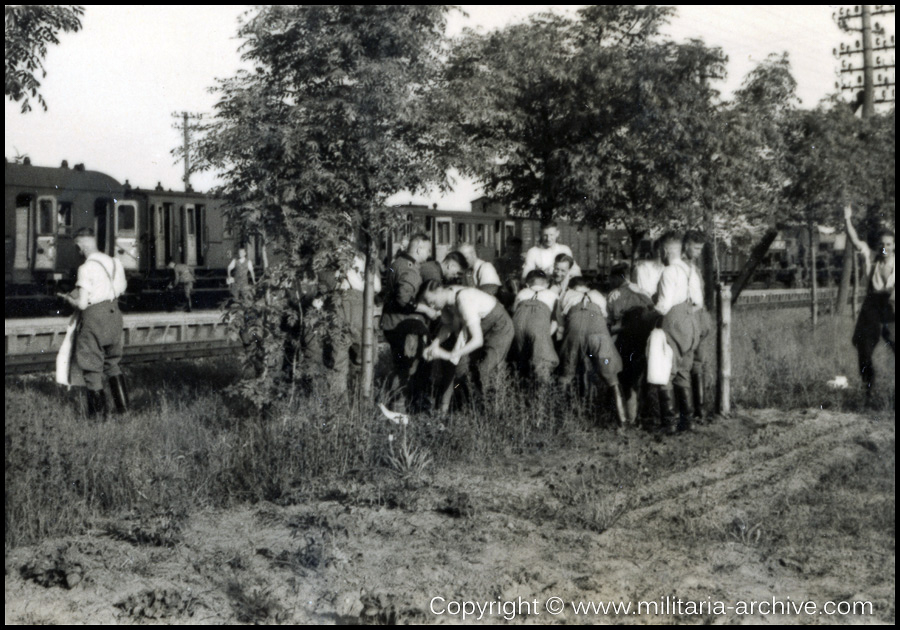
[730,229,779,305]
[360,231,377,403]
[851,248,860,318]
[835,240,854,316]
[809,222,818,328]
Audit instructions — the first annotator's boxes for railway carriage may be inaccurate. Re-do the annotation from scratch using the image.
[5,160,237,301]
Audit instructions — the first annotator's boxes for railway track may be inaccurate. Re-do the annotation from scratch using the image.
[5,288,865,375]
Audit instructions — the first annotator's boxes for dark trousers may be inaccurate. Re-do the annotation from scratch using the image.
[75,301,124,391]
[852,293,895,391]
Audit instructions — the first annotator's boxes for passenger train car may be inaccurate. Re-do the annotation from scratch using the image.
[5,159,239,299]
[9,158,789,312]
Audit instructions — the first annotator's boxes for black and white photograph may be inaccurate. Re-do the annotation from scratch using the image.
[5,5,895,624]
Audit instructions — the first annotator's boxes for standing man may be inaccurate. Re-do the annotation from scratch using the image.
[382,233,439,411]
[844,204,895,406]
[167,259,195,312]
[521,221,582,281]
[227,246,256,300]
[652,231,703,434]
[57,227,129,418]
[682,231,712,421]
[457,242,502,296]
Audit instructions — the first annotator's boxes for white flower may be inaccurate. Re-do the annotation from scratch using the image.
[388,434,394,443]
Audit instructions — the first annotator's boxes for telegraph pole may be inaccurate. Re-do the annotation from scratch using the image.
[171,111,203,192]
[834,5,896,114]
[832,5,895,315]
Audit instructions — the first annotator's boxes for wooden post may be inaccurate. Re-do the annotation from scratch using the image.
[360,231,377,404]
[716,283,731,416]
[809,222,818,328]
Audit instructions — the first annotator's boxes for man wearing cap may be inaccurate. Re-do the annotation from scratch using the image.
[58,227,129,418]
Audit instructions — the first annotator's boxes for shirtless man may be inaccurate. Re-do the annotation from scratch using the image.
[420,281,514,411]
[844,204,895,406]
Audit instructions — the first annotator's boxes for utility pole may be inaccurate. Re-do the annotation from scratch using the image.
[831,5,895,315]
[833,5,896,113]
[171,111,203,192]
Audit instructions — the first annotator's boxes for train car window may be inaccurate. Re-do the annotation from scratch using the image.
[425,216,433,232]
[437,221,450,245]
[187,207,195,235]
[476,223,484,244]
[37,198,55,235]
[457,223,465,244]
[116,203,137,235]
[57,202,73,235]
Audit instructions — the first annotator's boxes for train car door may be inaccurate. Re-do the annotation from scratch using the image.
[114,200,139,270]
[34,196,57,270]
[435,217,451,261]
[94,198,113,255]
[182,205,197,266]
[153,205,167,268]
[14,194,33,276]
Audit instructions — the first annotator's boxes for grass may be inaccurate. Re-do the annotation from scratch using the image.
[5,307,895,549]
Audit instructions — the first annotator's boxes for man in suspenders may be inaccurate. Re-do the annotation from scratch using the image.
[511,270,559,382]
[58,227,129,418]
[844,204,895,407]
[653,231,703,434]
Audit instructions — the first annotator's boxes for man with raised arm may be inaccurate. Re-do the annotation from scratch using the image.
[844,204,895,406]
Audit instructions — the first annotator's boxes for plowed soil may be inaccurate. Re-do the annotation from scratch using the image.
[5,408,895,624]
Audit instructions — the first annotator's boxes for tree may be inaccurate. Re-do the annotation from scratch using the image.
[5,5,84,113]
[193,6,454,407]
[445,6,731,261]
[780,102,884,326]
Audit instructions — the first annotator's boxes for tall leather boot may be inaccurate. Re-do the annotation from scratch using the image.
[611,383,628,429]
[110,374,129,413]
[86,389,108,420]
[658,385,678,435]
[691,369,705,422]
[674,383,694,433]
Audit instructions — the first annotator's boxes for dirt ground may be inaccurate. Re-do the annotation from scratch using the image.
[5,407,895,625]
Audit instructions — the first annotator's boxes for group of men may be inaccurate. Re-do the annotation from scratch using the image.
[59,206,893,422]
[376,222,713,433]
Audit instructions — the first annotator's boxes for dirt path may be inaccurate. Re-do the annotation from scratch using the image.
[5,408,894,624]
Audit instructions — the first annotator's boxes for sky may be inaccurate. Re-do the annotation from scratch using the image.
[5,5,894,210]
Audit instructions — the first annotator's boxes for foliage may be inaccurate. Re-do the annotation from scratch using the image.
[5,5,84,113]
[781,101,893,230]
[193,6,456,406]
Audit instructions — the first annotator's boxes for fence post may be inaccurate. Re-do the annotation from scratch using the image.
[717,283,732,416]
